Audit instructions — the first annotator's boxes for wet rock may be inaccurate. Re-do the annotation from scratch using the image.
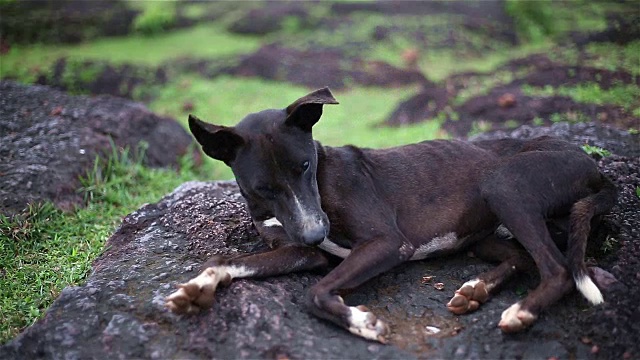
[1,123,638,359]
[34,58,167,100]
[227,3,311,35]
[471,122,640,157]
[0,0,137,45]
[0,81,199,216]
[227,44,429,90]
[385,87,448,126]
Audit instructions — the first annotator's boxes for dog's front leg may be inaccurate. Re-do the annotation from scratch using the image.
[165,244,328,314]
[306,238,414,343]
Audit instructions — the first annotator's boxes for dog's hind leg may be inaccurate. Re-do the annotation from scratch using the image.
[447,233,535,315]
[567,175,616,305]
[306,237,415,343]
[481,194,573,332]
[165,244,328,314]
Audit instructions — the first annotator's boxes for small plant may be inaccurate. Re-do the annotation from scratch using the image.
[601,235,619,253]
[0,202,59,245]
[581,144,611,158]
[505,0,557,43]
[133,2,177,36]
[636,186,640,199]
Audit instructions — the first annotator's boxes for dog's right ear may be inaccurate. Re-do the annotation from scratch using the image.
[188,114,244,164]
[285,87,339,132]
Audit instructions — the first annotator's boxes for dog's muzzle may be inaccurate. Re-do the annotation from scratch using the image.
[301,223,329,246]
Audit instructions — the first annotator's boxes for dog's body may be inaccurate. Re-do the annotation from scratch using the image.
[166,88,616,343]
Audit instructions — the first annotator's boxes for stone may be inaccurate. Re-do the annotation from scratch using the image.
[1,123,638,359]
[0,80,199,216]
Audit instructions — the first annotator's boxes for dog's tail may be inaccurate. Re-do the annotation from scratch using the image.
[567,174,617,305]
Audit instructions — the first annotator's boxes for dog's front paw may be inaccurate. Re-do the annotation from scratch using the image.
[347,305,390,343]
[165,267,231,314]
[447,279,489,315]
[498,302,537,333]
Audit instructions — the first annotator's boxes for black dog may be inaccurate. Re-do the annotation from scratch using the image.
[166,87,616,342]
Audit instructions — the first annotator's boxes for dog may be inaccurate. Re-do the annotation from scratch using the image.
[165,87,616,343]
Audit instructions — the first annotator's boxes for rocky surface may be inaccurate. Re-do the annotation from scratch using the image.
[0,0,137,45]
[385,54,640,133]
[2,122,638,359]
[0,81,198,216]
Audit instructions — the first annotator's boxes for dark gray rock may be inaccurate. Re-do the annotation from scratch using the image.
[1,123,638,359]
[0,80,198,216]
[471,121,640,157]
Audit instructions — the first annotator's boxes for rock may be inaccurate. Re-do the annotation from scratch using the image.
[1,123,638,359]
[0,81,199,216]
[227,44,429,90]
[34,58,168,101]
[0,0,137,45]
[227,3,311,35]
[384,87,449,126]
[471,122,640,157]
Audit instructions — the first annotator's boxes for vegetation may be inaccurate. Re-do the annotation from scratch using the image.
[0,0,638,344]
[132,1,177,36]
[581,144,612,158]
[522,83,640,114]
[0,146,211,342]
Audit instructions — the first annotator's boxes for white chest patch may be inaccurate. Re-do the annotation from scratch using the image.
[262,217,282,227]
[410,232,462,261]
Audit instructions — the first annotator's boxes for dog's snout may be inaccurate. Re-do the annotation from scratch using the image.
[302,224,328,246]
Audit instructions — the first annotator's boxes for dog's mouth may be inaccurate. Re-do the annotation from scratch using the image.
[298,222,329,246]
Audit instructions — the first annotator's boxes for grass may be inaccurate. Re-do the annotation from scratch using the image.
[0,145,213,343]
[0,23,261,82]
[582,144,612,157]
[522,83,640,114]
[149,75,441,147]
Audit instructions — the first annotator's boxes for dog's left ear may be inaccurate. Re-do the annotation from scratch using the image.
[285,87,339,132]
[188,114,245,164]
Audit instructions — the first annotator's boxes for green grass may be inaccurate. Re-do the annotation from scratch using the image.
[586,41,640,76]
[522,83,640,113]
[0,147,213,344]
[582,144,612,157]
[0,23,261,82]
[149,75,442,148]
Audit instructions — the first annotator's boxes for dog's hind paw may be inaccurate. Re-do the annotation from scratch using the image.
[347,305,390,343]
[498,302,537,333]
[165,267,231,314]
[447,279,489,315]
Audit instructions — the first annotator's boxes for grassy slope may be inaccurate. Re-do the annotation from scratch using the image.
[1,1,638,344]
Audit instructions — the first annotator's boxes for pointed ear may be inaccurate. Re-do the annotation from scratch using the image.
[284,87,339,132]
[188,114,244,164]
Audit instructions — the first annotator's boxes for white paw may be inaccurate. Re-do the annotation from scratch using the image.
[165,267,232,314]
[498,302,537,333]
[347,305,390,343]
[447,278,489,315]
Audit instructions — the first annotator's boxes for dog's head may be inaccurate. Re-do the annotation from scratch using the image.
[188,87,339,246]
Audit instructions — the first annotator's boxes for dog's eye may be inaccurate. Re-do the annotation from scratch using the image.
[302,161,310,172]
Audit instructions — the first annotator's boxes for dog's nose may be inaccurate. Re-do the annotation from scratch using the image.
[302,226,328,246]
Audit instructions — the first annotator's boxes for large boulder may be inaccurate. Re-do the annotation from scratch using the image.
[1,123,638,359]
[0,81,198,216]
